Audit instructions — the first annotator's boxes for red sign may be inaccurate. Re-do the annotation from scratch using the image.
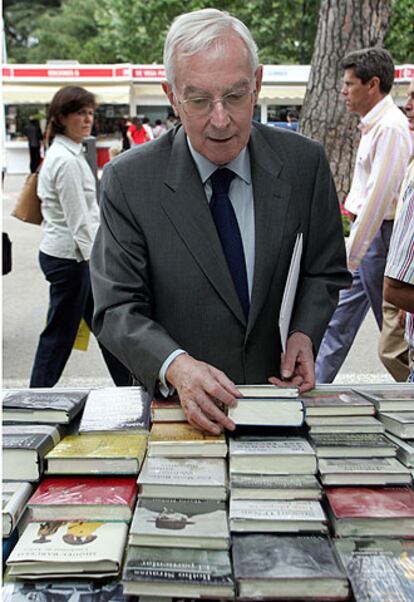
[132,67,166,80]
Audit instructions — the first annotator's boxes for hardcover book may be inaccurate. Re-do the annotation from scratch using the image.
[45,433,148,475]
[386,433,414,467]
[354,384,414,411]
[232,534,349,600]
[379,411,414,439]
[2,388,88,424]
[326,487,414,537]
[335,537,414,602]
[147,422,227,457]
[229,436,317,474]
[303,388,375,416]
[3,481,33,537]
[122,545,234,598]
[28,476,138,522]
[229,499,327,533]
[309,433,396,458]
[129,497,229,549]
[3,424,62,481]
[6,520,128,579]
[151,396,186,423]
[79,386,151,434]
[318,457,412,486]
[228,398,304,426]
[236,384,299,398]
[307,415,384,434]
[138,457,227,500]
[230,474,322,500]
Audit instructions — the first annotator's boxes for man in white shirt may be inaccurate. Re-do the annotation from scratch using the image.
[315,47,413,383]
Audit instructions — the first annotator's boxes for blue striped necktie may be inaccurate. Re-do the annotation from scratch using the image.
[210,168,249,320]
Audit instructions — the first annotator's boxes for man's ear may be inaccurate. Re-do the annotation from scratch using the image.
[162,81,179,117]
[369,75,381,94]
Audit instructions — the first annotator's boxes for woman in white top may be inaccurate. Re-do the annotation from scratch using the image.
[30,86,130,387]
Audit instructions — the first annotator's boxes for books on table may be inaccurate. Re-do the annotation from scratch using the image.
[3,424,62,481]
[129,497,229,549]
[335,537,414,602]
[147,422,227,458]
[306,415,384,434]
[2,481,33,537]
[138,456,227,500]
[122,545,234,598]
[379,411,414,439]
[386,433,414,467]
[151,396,186,423]
[318,457,412,486]
[230,474,322,500]
[302,388,375,416]
[354,384,414,411]
[28,476,138,522]
[309,433,396,458]
[79,386,151,434]
[2,388,88,424]
[229,437,317,474]
[229,499,327,533]
[45,433,147,475]
[6,520,128,579]
[326,486,414,537]
[229,385,303,426]
[232,534,349,601]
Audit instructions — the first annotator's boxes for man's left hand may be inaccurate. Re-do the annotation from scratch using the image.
[269,332,315,393]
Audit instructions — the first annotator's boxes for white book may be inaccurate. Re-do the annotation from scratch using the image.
[138,457,227,500]
[318,457,411,486]
[386,433,414,467]
[379,411,414,439]
[229,499,327,533]
[2,481,33,537]
[230,474,322,501]
[279,232,303,353]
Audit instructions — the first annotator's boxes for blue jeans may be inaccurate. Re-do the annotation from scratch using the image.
[30,251,130,387]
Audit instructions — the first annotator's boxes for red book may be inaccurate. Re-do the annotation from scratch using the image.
[28,476,138,522]
[326,486,414,537]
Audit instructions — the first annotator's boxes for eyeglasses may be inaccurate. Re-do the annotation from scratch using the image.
[176,90,256,117]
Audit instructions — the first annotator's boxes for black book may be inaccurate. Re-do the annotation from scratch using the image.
[2,389,88,424]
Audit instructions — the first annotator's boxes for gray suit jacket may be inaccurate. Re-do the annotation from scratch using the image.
[91,123,351,394]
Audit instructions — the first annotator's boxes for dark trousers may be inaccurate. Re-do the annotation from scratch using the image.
[30,251,131,388]
[29,146,42,174]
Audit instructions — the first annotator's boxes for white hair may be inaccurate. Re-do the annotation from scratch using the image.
[163,8,259,87]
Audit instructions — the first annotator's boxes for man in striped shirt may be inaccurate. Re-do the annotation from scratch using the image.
[316,48,413,383]
[384,77,414,382]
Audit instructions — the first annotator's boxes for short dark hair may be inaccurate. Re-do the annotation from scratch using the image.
[47,86,96,138]
[341,47,395,94]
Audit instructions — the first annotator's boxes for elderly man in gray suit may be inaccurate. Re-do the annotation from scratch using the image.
[90,8,351,434]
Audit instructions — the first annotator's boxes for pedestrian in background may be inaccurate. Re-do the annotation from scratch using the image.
[30,85,130,388]
[23,116,43,173]
[316,48,413,384]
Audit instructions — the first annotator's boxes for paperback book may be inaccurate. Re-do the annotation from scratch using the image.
[326,486,414,537]
[7,520,128,579]
[129,497,229,549]
[335,537,414,602]
[229,398,304,426]
[122,545,234,598]
[2,578,126,602]
[151,396,186,423]
[302,388,375,416]
[138,457,227,500]
[232,534,349,600]
[318,457,412,486]
[354,384,414,411]
[2,389,88,424]
[229,436,317,475]
[3,481,33,537]
[79,386,151,434]
[309,433,396,458]
[385,433,414,467]
[28,476,138,522]
[306,415,384,434]
[379,411,414,439]
[45,433,148,475]
[230,474,322,500]
[229,499,327,533]
[237,384,299,398]
[147,422,227,458]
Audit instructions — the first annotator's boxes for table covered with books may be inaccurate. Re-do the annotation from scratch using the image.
[2,383,414,602]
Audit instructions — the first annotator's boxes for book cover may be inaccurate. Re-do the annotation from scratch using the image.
[79,386,151,434]
[228,398,304,426]
[232,534,349,600]
[3,425,62,481]
[45,433,147,475]
[151,396,186,422]
[307,415,384,435]
[318,457,411,486]
[28,476,138,522]
[2,578,126,602]
[236,384,299,398]
[138,457,227,500]
[122,545,234,598]
[7,520,127,578]
[3,481,33,537]
[326,487,414,537]
[309,433,396,458]
[2,389,88,424]
[229,436,317,475]
[386,434,414,467]
[303,389,375,416]
[229,499,327,533]
[230,474,322,500]
[148,422,227,457]
[129,497,229,549]
[335,537,414,602]
[279,232,303,353]
[379,412,414,439]
[354,385,414,411]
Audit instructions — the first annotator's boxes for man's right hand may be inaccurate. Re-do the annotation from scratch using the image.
[165,354,238,435]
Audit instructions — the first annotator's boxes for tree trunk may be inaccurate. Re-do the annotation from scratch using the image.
[300,0,392,202]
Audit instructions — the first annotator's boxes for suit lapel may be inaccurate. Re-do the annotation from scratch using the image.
[161,127,246,325]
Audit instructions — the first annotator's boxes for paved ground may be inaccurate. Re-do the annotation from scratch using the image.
[2,173,393,389]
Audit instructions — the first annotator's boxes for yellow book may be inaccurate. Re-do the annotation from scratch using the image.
[148,422,227,458]
[45,433,147,475]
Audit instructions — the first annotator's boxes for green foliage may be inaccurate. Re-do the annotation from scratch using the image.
[385,0,414,63]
